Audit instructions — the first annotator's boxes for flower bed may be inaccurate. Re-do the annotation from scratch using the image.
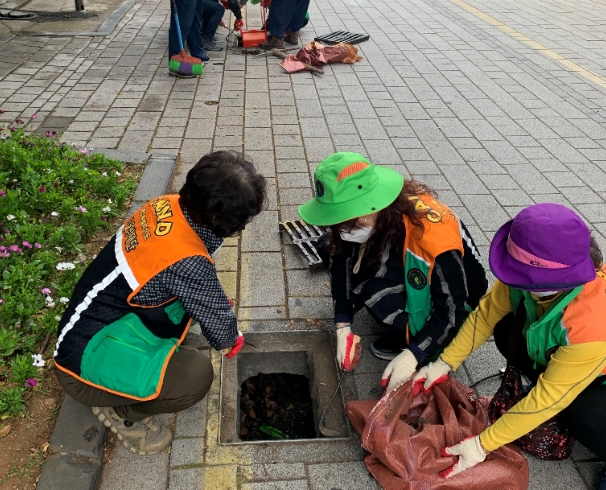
[0,117,138,420]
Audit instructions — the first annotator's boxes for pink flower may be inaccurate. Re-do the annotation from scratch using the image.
[54,182,59,188]
[31,114,37,119]
[24,378,37,388]
[101,216,107,221]
[79,206,87,213]
[0,251,9,258]
[9,245,22,253]
[0,190,6,197]
[34,242,42,248]
[41,287,51,295]
[0,299,3,305]
[0,109,4,114]
[22,241,32,248]
[14,118,23,124]
[81,148,88,154]
[38,187,45,192]
[9,127,15,132]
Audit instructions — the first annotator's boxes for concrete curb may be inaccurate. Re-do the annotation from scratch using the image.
[37,148,177,490]
[23,0,136,37]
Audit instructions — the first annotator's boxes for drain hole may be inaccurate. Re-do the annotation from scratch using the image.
[240,373,316,441]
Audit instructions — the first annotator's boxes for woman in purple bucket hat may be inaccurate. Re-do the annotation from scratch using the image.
[412,203,606,487]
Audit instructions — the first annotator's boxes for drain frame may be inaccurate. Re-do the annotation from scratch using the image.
[219,330,351,445]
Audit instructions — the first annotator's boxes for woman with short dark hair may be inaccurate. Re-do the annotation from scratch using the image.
[54,151,266,455]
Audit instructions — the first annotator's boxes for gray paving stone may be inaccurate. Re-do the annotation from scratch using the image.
[308,461,379,490]
[252,463,307,481]
[49,396,106,461]
[241,211,281,253]
[286,269,331,297]
[240,253,286,307]
[175,399,207,438]
[170,438,204,467]
[248,481,309,490]
[288,296,332,319]
[38,454,100,490]
[99,444,168,490]
[168,467,205,490]
[526,456,587,490]
[458,194,511,232]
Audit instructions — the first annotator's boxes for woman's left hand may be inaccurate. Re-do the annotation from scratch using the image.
[380,349,418,393]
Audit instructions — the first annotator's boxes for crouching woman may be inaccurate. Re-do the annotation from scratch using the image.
[416,203,606,487]
[53,151,266,455]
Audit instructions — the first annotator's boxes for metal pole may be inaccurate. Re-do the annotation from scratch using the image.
[75,0,84,10]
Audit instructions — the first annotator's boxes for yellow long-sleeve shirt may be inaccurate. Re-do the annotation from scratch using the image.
[441,280,606,452]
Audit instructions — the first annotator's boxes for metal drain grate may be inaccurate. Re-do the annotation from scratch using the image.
[279,220,327,271]
[314,31,369,45]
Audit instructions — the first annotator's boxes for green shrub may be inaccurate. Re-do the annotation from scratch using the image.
[0,119,139,417]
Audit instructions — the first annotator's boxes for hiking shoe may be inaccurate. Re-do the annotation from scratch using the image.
[370,334,407,361]
[203,38,223,51]
[260,35,284,50]
[284,29,299,45]
[92,406,173,455]
[191,51,210,62]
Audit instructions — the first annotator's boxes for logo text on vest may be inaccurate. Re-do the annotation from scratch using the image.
[151,197,174,237]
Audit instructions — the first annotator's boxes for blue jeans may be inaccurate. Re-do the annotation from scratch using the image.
[201,0,225,40]
[266,0,310,38]
[168,0,207,60]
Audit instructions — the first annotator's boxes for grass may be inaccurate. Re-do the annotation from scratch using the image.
[0,115,139,419]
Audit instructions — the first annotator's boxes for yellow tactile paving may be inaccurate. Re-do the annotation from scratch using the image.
[447,0,606,90]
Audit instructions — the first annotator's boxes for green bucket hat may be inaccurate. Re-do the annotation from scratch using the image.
[298,152,404,226]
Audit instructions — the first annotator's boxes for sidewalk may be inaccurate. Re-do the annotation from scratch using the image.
[1,0,606,488]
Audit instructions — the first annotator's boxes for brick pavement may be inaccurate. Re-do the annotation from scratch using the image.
[2,0,606,488]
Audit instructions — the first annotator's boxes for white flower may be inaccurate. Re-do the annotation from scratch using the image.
[6,214,15,221]
[107,199,112,204]
[102,206,111,212]
[51,211,59,217]
[115,171,121,176]
[69,180,74,184]
[59,297,69,304]
[45,295,54,303]
[32,354,45,367]
[55,246,62,253]
[55,316,61,321]
[46,300,55,308]
[56,262,75,271]
[102,172,107,176]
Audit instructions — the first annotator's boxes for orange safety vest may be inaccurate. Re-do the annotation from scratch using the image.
[54,195,213,400]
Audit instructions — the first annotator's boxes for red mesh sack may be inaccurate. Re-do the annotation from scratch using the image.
[346,378,529,490]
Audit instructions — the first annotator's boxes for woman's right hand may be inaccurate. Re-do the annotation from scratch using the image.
[412,357,451,395]
[336,324,361,371]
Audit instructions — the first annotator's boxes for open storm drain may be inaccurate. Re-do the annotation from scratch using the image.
[220,331,350,444]
[240,372,316,441]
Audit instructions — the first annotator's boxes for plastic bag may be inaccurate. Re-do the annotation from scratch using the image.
[346,378,529,490]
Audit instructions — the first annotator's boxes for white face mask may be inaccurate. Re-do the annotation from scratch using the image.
[340,226,373,243]
[531,290,559,298]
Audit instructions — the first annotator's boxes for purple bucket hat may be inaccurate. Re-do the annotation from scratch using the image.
[489,203,596,291]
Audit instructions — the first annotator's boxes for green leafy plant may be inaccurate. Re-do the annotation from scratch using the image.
[0,117,139,418]
[9,354,38,385]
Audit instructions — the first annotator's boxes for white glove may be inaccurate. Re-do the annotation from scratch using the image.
[440,435,488,478]
[380,348,418,393]
[412,357,451,396]
[336,326,361,371]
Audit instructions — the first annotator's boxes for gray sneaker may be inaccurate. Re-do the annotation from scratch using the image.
[203,38,223,51]
[92,406,173,455]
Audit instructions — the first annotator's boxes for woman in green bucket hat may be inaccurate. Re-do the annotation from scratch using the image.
[298,152,488,391]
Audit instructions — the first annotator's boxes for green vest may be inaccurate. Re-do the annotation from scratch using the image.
[508,287,583,367]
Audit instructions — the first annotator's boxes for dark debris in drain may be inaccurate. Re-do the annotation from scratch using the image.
[24,10,99,22]
[240,372,316,441]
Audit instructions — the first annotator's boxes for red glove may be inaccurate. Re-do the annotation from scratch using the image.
[234,18,244,31]
[336,326,361,371]
[220,331,244,359]
[220,0,229,8]
[260,0,271,8]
